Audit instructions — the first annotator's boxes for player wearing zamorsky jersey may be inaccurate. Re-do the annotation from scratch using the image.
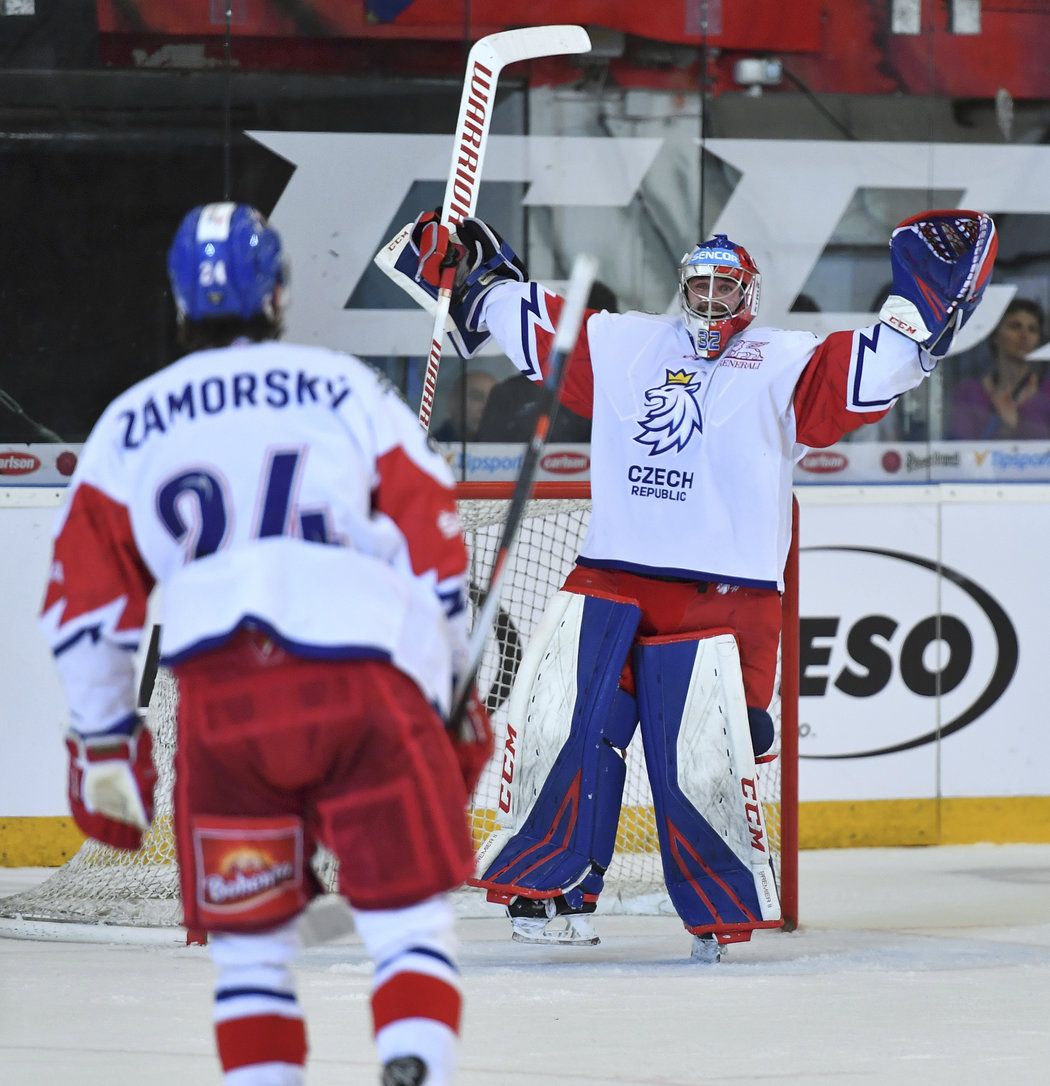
[40,203,492,1086]
[385,209,996,960]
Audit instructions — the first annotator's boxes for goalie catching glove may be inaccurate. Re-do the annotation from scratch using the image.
[879,209,997,357]
[373,210,527,359]
[66,715,157,851]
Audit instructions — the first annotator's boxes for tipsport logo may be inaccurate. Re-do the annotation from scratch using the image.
[633,368,703,456]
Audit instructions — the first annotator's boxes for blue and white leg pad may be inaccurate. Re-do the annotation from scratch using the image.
[471,591,640,900]
[634,631,781,935]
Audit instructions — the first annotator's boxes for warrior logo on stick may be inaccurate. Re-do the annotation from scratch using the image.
[634,368,703,455]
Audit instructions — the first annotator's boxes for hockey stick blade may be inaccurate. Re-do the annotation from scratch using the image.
[439,25,591,228]
[417,24,592,428]
[450,253,599,732]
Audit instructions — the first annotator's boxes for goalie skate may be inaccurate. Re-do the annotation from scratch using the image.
[689,933,725,964]
[508,896,600,946]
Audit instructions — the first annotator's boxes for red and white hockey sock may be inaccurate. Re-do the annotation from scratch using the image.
[210,922,307,1084]
[354,896,462,1086]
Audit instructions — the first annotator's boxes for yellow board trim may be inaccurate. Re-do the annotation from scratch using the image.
[4,796,1050,867]
[0,818,85,866]
[799,797,1050,849]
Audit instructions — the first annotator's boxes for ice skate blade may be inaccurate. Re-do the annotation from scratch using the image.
[511,916,600,946]
[689,935,724,964]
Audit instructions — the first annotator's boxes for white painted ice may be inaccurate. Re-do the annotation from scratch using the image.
[2,844,1048,1085]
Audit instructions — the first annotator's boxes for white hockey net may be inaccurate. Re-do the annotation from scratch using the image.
[0,485,795,933]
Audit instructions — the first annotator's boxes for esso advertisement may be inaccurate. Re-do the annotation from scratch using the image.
[798,547,1015,758]
[797,495,1049,801]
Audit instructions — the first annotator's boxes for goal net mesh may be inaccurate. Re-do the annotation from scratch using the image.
[0,492,789,931]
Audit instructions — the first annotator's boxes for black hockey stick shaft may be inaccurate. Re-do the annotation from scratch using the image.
[449,253,598,732]
[0,388,64,443]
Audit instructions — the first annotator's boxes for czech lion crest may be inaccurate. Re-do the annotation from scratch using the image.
[634,368,703,455]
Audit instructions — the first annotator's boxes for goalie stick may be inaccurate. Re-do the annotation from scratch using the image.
[449,252,599,732]
[415,24,592,429]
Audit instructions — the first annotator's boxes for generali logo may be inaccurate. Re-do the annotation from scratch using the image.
[799,451,848,474]
[540,451,590,474]
[0,451,41,476]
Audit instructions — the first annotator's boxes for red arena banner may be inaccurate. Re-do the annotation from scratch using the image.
[94,1,823,50]
[93,2,1049,100]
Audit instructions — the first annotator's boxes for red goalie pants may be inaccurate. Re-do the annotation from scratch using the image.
[172,631,474,931]
[563,565,783,709]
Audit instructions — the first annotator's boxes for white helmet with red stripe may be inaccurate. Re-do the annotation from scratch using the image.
[678,234,761,359]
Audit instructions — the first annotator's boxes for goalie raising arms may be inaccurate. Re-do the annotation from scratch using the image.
[385,208,996,960]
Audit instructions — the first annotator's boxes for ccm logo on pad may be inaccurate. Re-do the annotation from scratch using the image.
[740,777,767,854]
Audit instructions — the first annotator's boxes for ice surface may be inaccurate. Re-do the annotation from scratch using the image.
[2,844,1049,1085]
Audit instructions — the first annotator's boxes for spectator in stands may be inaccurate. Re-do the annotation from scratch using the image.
[949,298,1049,439]
[432,368,498,443]
[475,281,619,443]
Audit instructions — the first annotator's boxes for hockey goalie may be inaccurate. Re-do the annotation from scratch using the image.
[382,207,997,961]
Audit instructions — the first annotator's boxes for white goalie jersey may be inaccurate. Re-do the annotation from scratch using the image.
[478,281,934,589]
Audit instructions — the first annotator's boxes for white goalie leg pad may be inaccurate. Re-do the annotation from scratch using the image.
[636,631,780,928]
[474,591,579,876]
[674,633,780,921]
[473,590,639,895]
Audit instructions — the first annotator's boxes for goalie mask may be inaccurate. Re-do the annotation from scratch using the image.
[167,202,286,323]
[678,235,761,359]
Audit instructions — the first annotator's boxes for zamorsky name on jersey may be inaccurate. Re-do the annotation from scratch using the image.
[119,368,353,450]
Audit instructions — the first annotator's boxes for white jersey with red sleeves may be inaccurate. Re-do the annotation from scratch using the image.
[40,340,469,736]
[479,280,934,590]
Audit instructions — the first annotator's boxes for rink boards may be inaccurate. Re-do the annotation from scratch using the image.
[2,483,1049,864]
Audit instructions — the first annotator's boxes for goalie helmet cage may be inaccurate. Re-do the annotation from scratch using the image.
[0,482,798,939]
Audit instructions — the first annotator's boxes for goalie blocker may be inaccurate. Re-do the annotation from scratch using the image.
[471,590,781,942]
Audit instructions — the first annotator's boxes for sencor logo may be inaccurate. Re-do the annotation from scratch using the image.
[799,451,848,474]
[540,452,590,474]
[0,453,41,475]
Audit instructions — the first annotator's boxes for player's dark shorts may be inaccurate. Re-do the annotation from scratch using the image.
[172,630,474,932]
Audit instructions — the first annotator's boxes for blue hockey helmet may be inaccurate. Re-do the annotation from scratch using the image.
[167,203,285,322]
[678,234,761,359]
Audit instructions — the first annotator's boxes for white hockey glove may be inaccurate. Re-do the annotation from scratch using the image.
[66,715,157,851]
